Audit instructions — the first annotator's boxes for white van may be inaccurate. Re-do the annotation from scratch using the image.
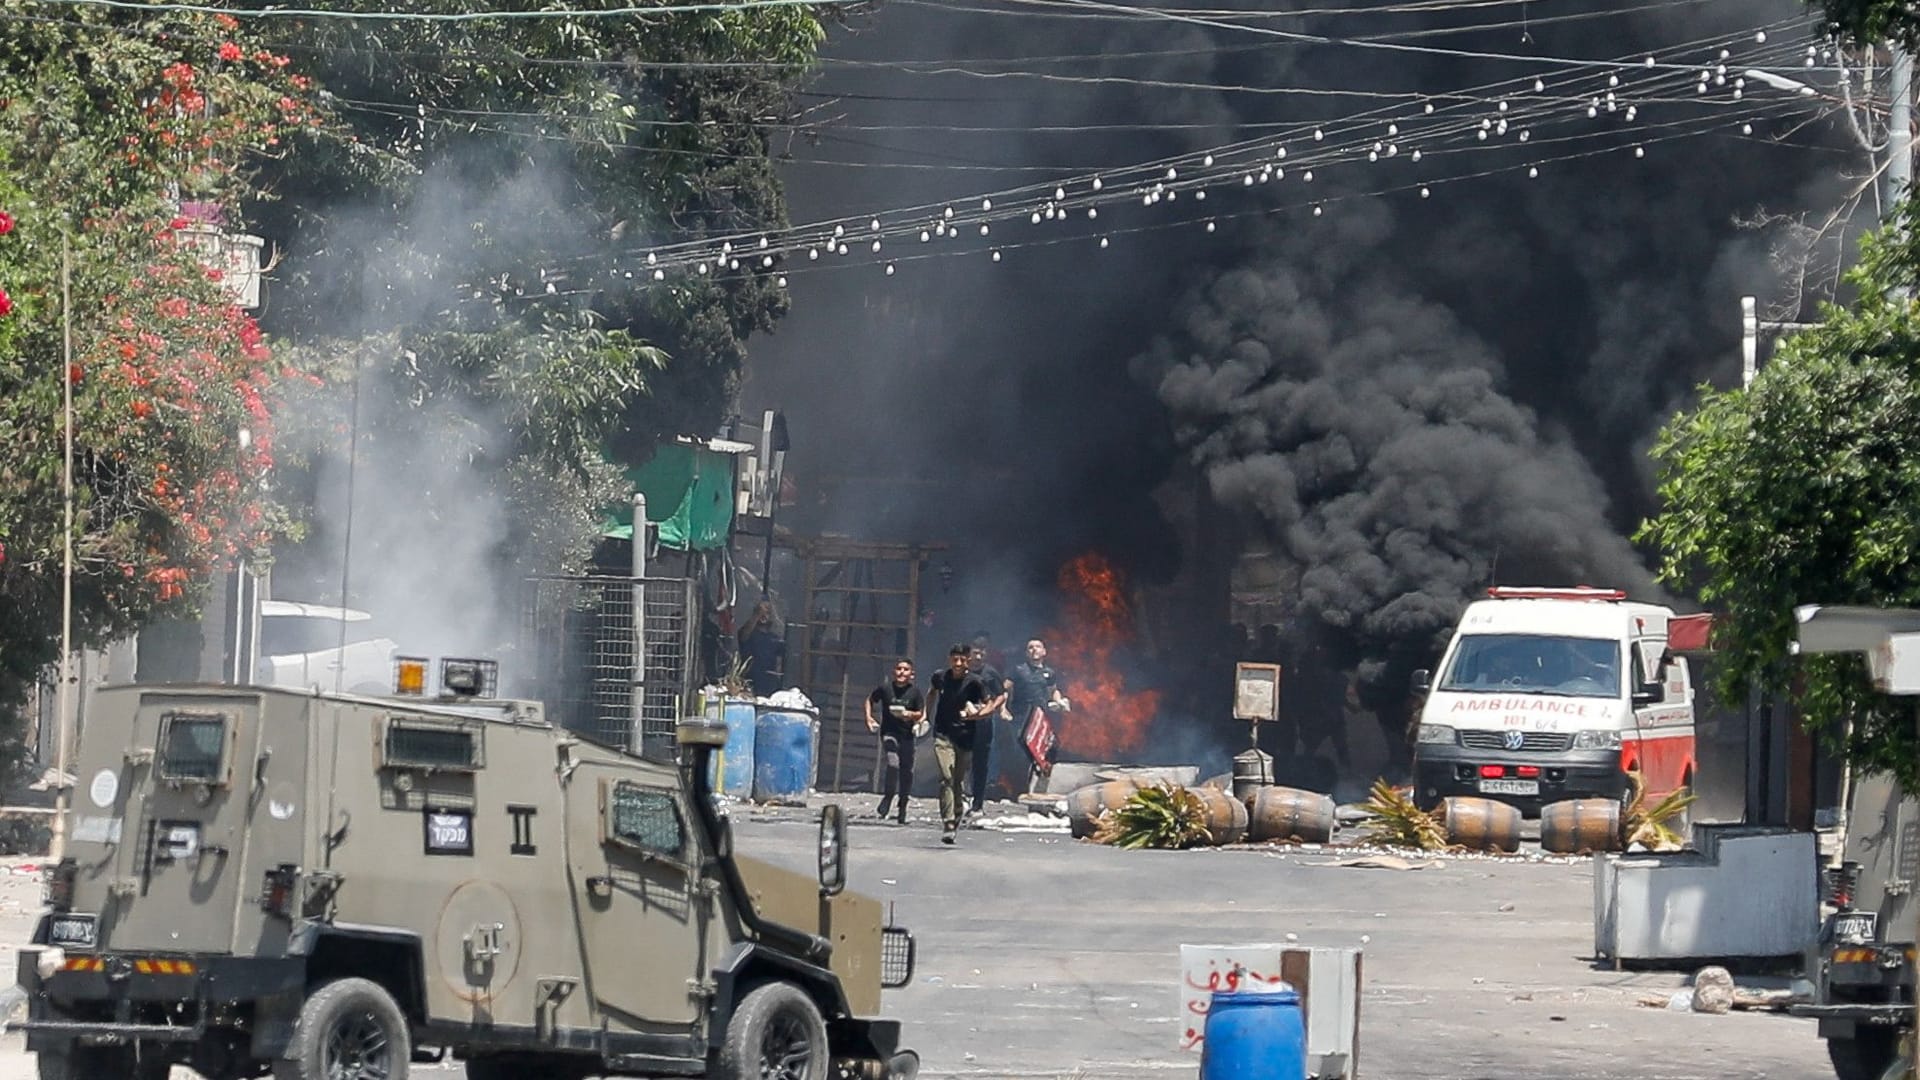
[256,600,399,694]
[1411,586,1695,812]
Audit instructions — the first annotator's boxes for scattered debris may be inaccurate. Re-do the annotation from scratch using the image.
[1690,966,1735,1015]
[1329,855,1442,871]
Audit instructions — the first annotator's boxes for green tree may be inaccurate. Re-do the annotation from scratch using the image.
[244,0,826,589]
[1639,196,1920,791]
[0,2,321,745]
[1815,0,1920,49]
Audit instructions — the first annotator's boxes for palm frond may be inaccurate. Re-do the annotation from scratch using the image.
[1623,769,1696,852]
[1094,783,1213,850]
[1359,778,1447,851]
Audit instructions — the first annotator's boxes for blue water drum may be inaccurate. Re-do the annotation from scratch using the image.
[752,708,817,805]
[706,698,757,797]
[1200,984,1306,1080]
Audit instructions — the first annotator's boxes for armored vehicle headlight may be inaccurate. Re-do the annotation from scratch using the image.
[676,715,729,748]
[440,657,498,698]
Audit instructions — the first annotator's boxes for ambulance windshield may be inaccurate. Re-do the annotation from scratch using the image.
[1438,634,1621,698]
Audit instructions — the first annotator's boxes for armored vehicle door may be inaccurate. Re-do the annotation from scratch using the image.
[563,762,715,1031]
[95,692,276,954]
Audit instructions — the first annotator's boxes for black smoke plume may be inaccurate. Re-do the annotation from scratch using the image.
[747,0,1852,779]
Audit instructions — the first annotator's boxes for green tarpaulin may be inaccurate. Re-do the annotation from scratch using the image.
[605,442,737,551]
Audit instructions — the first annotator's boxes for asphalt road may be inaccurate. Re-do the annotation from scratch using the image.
[735,800,1834,1080]
[0,799,1840,1079]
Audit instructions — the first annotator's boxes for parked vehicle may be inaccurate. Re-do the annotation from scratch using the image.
[1792,769,1912,1080]
[256,600,398,695]
[1411,586,1696,814]
[13,659,918,1080]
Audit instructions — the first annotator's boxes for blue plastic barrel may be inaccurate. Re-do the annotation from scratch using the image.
[1200,985,1306,1080]
[706,698,757,797]
[752,708,817,805]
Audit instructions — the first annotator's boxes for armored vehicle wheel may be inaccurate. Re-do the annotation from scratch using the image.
[37,1044,170,1080]
[1824,1029,1903,1080]
[717,981,829,1080]
[276,977,410,1080]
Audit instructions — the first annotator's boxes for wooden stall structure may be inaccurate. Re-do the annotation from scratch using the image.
[782,535,944,792]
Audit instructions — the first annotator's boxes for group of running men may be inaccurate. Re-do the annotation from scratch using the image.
[864,636,1069,845]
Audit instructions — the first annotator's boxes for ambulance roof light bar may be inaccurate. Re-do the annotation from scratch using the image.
[1486,586,1628,602]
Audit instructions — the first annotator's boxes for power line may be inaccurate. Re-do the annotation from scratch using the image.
[24,0,845,21]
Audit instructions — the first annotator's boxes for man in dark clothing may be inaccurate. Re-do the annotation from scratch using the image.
[925,643,986,844]
[1004,638,1069,794]
[966,643,1008,817]
[864,658,924,824]
[736,599,785,697]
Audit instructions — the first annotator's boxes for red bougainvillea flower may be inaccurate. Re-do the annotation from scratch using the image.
[131,400,152,419]
[217,42,243,62]
[0,289,13,317]
[0,211,14,236]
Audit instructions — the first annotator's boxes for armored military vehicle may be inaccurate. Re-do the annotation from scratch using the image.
[1795,770,1912,1080]
[13,657,918,1080]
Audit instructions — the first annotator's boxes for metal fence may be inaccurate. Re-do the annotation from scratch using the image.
[516,575,697,757]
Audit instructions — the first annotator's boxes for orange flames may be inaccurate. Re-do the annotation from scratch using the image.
[1044,552,1160,760]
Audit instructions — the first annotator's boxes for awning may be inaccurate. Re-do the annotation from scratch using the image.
[605,441,740,551]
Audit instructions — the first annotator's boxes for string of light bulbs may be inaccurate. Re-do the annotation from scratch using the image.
[527,98,1841,298]
[601,21,1828,274]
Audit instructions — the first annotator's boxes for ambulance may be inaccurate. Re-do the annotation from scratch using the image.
[1411,586,1695,813]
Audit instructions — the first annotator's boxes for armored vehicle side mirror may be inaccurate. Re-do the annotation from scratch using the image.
[676,715,729,748]
[1410,669,1431,695]
[818,804,847,897]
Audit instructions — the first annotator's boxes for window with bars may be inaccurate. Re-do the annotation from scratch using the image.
[606,781,683,857]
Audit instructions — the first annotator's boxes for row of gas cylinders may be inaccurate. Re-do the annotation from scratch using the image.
[1065,778,1635,854]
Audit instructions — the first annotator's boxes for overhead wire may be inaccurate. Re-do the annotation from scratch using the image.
[560,36,1834,283]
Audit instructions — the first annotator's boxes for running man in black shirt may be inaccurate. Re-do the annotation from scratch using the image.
[966,643,1009,817]
[1004,637,1069,794]
[926,643,986,844]
[864,658,925,824]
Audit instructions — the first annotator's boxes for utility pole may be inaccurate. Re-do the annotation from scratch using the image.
[49,238,74,863]
[1889,46,1912,210]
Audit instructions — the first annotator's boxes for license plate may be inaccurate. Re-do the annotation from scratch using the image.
[1829,912,1878,944]
[48,913,97,948]
[1479,778,1540,796]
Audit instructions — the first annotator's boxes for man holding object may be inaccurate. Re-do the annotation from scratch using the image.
[865,658,924,824]
[926,643,986,845]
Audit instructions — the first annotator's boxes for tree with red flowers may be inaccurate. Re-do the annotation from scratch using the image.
[0,3,325,757]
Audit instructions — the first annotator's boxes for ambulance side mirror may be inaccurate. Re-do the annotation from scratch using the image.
[1409,669,1431,695]
[1631,682,1662,707]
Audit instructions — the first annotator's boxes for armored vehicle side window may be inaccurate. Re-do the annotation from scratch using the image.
[158,712,231,785]
[605,781,683,856]
[382,716,484,772]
